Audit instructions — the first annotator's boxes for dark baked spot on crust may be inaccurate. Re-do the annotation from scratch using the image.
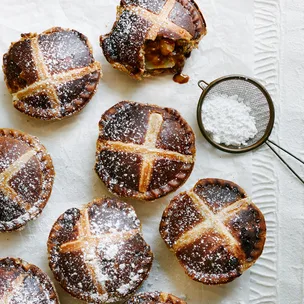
[96,150,142,193]
[169,2,195,36]
[101,10,152,74]
[176,233,241,284]
[100,233,153,297]
[225,205,266,261]
[148,158,187,191]
[19,92,53,110]
[51,250,98,297]
[0,192,25,222]
[9,156,42,204]
[156,110,195,155]
[193,179,247,214]
[38,30,93,74]
[56,71,100,118]
[3,39,38,93]
[48,208,81,246]
[99,102,149,145]
[122,0,166,14]
[160,193,204,247]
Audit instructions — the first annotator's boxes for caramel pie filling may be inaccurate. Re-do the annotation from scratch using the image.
[144,37,191,83]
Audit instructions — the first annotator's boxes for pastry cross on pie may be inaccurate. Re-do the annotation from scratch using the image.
[160,179,266,285]
[59,208,139,295]
[3,27,101,120]
[14,43,99,116]
[101,0,206,81]
[173,191,249,251]
[125,0,193,41]
[95,101,196,201]
[0,258,59,303]
[2,274,26,304]
[99,112,194,193]
[0,148,38,212]
[48,198,153,304]
[0,129,54,232]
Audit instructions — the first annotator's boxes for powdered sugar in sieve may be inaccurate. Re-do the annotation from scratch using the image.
[202,93,258,147]
[196,75,304,184]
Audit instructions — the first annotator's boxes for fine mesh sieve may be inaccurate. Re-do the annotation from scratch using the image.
[197,75,304,184]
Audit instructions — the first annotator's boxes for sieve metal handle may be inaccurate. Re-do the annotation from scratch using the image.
[266,140,304,184]
[198,80,209,91]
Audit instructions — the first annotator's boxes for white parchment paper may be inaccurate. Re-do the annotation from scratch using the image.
[0,1,274,303]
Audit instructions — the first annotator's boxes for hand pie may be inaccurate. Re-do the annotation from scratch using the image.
[101,0,206,83]
[160,179,266,285]
[0,257,59,303]
[0,129,54,232]
[3,27,101,120]
[95,101,196,201]
[48,197,153,303]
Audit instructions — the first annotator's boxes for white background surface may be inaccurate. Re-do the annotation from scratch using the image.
[0,0,303,303]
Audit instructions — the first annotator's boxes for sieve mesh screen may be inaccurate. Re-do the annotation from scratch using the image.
[201,78,272,150]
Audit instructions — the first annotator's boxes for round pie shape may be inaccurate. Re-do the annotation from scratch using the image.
[48,197,153,303]
[126,292,187,304]
[3,27,101,120]
[160,178,266,285]
[95,101,196,201]
[101,0,206,83]
[0,257,59,303]
[0,129,54,232]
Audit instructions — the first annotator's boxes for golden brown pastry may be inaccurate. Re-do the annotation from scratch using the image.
[3,27,101,120]
[0,129,54,232]
[0,257,60,303]
[126,292,187,304]
[48,197,153,303]
[101,0,206,83]
[160,179,266,285]
[95,101,196,201]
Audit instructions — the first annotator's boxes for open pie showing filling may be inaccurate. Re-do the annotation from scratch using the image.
[101,0,206,83]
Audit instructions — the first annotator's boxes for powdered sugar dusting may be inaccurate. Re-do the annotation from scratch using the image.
[96,101,195,200]
[123,0,166,14]
[4,28,100,120]
[0,258,59,304]
[38,29,93,75]
[160,179,266,285]
[48,198,153,304]
[0,130,54,232]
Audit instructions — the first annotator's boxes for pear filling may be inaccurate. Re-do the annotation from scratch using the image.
[144,38,187,71]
